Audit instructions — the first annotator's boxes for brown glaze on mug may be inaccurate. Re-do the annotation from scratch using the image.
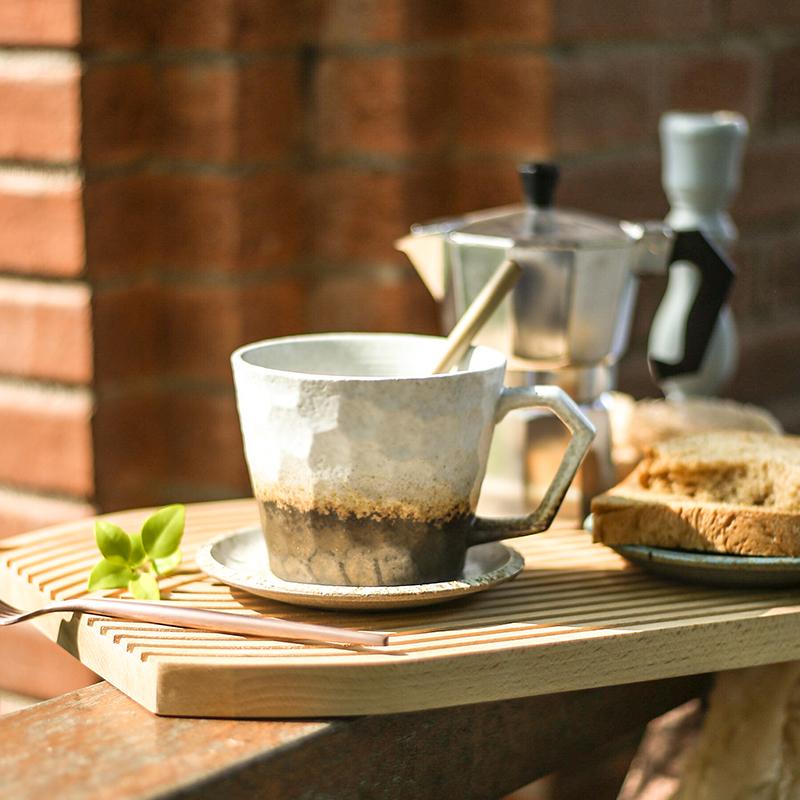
[259,500,471,586]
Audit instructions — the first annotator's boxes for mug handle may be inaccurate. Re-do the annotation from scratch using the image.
[469,385,595,545]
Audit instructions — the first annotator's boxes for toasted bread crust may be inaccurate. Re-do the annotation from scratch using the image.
[592,488,800,556]
[592,432,800,556]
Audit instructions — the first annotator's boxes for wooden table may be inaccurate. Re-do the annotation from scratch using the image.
[2,497,796,798]
[0,674,709,799]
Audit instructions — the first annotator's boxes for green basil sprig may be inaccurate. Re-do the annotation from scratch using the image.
[87,505,185,600]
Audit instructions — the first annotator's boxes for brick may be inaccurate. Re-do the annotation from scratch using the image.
[666,45,767,127]
[763,229,800,317]
[158,172,307,271]
[0,170,84,277]
[159,63,239,162]
[553,51,661,155]
[0,383,93,497]
[0,625,97,700]
[554,0,714,42]
[733,137,800,226]
[93,391,165,510]
[191,279,279,374]
[236,173,309,270]
[237,61,303,161]
[95,278,435,384]
[0,0,80,46]
[727,230,796,323]
[161,279,308,381]
[0,53,81,162]
[94,389,249,510]
[461,0,552,44]
[82,63,157,166]
[81,0,159,49]
[452,160,525,215]
[93,283,160,382]
[85,0,314,51]
[0,486,93,538]
[94,278,307,384]
[311,167,450,265]
[235,171,306,271]
[724,0,800,30]
[317,0,455,44]
[315,55,455,157]
[159,59,302,163]
[459,53,553,155]
[155,0,321,49]
[732,317,800,404]
[316,0,550,45]
[451,154,662,221]
[84,174,157,275]
[306,272,439,334]
[87,171,307,275]
[0,279,92,383]
[178,0,274,49]
[771,45,800,125]
[727,235,765,321]
[556,151,666,221]
[163,391,249,491]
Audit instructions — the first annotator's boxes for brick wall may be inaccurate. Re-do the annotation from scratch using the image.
[0,0,798,537]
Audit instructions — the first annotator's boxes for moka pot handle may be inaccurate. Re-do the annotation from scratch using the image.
[647,229,735,381]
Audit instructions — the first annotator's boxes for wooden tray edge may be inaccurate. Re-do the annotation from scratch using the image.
[144,612,800,717]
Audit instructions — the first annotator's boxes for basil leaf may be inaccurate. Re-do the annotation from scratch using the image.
[88,559,133,591]
[141,504,185,559]
[153,549,182,576]
[128,571,160,600]
[129,532,146,567]
[94,521,131,565]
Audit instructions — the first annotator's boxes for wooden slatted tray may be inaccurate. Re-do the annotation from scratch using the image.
[2,498,800,719]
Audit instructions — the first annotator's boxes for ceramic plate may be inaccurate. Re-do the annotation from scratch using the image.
[584,514,800,588]
[609,544,800,588]
[196,527,525,610]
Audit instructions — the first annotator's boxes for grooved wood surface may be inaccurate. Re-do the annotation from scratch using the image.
[0,498,797,719]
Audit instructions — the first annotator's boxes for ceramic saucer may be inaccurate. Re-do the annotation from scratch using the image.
[196,527,524,611]
[584,514,800,589]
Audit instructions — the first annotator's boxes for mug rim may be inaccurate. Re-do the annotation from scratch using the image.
[231,332,507,383]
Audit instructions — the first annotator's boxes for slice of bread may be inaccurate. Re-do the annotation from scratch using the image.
[607,394,782,483]
[592,431,800,556]
[616,396,782,454]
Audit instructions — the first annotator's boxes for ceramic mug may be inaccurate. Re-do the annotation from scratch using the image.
[231,333,595,586]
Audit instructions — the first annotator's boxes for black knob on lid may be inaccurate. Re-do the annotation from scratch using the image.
[519,162,559,209]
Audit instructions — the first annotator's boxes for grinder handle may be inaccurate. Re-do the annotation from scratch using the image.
[648,230,735,381]
[468,386,595,545]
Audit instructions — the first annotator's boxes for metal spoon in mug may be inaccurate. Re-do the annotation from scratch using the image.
[431,259,523,374]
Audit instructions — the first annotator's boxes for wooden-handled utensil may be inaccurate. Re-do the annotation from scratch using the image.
[431,259,523,374]
[0,597,388,647]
